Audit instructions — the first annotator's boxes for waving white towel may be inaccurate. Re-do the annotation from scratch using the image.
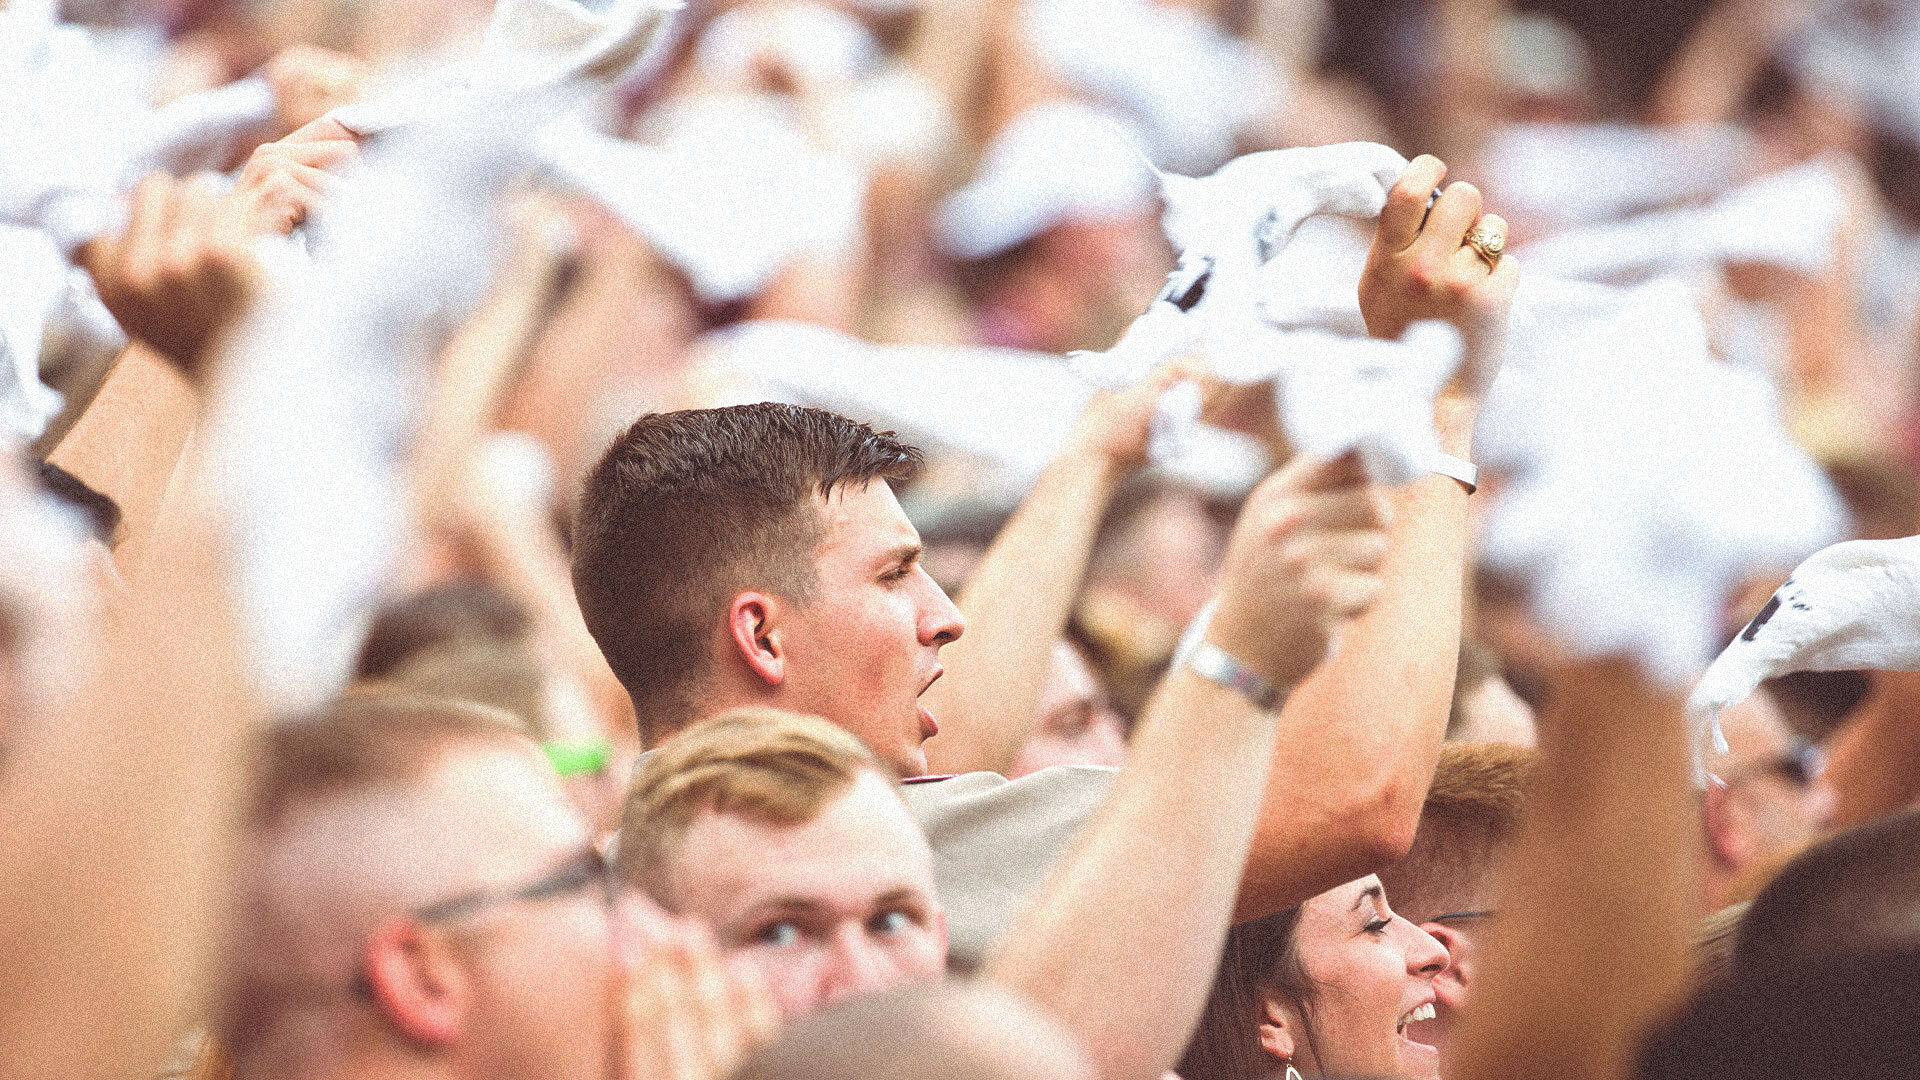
[327,0,679,136]
[1690,535,1920,727]
[538,99,864,303]
[1517,155,1850,283]
[1479,122,1753,230]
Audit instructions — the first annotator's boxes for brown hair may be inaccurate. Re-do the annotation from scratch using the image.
[1178,905,1311,1080]
[1377,742,1536,923]
[248,693,534,830]
[616,707,891,906]
[570,404,922,744]
[1734,807,1920,976]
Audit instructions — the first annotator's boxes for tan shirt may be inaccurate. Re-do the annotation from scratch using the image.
[626,751,1117,973]
[900,765,1116,972]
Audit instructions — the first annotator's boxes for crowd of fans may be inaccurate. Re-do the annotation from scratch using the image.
[7,0,1920,1078]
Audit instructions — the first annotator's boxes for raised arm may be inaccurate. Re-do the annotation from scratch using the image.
[0,175,265,1080]
[1234,154,1517,918]
[921,374,1169,775]
[988,450,1393,1080]
[1447,658,1698,1080]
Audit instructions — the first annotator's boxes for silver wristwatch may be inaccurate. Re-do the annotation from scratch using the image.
[1186,641,1284,711]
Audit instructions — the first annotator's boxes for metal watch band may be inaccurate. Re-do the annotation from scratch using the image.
[1186,641,1284,712]
[1426,452,1478,494]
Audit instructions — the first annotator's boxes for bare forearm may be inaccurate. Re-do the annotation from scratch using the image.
[1449,659,1697,1080]
[922,446,1119,775]
[1235,418,1474,917]
[987,670,1281,1080]
[46,343,201,575]
[0,484,255,1080]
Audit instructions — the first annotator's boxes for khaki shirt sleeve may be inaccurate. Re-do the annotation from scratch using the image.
[900,765,1117,973]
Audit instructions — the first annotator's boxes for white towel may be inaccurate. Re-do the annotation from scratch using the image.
[1022,0,1283,174]
[1479,122,1753,230]
[703,319,1268,504]
[1516,155,1850,283]
[327,0,680,136]
[1689,534,1920,733]
[537,99,864,302]
[934,100,1160,262]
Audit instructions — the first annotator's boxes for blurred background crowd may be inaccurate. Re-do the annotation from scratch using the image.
[9,0,1920,1077]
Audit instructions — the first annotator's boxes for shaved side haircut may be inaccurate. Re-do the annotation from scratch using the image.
[570,404,921,744]
[1734,807,1920,975]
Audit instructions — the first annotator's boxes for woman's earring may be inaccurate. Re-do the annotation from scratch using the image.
[1283,1064,1304,1080]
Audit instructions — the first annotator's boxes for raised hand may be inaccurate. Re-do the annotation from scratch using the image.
[1207,449,1395,689]
[1358,155,1518,400]
[615,900,781,1080]
[81,173,262,374]
[226,114,361,236]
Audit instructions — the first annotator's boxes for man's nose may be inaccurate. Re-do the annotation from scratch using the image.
[816,925,908,1008]
[917,571,965,647]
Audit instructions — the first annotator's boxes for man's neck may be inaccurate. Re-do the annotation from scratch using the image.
[234,1038,456,1080]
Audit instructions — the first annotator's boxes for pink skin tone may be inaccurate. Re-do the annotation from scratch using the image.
[1260,876,1449,1080]
[1007,640,1129,778]
[656,771,949,1021]
[746,481,965,778]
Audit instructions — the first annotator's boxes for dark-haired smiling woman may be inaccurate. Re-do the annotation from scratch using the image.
[1181,874,1449,1080]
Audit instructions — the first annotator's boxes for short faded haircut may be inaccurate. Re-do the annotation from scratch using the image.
[616,707,892,907]
[1734,807,1920,975]
[248,692,534,830]
[571,404,922,745]
[1378,741,1536,921]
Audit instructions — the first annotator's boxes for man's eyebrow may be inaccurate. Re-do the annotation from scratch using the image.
[872,886,927,909]
[876,543,921,571]
[742,897,830,920]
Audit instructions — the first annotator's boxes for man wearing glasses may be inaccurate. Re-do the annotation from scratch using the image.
[1701,689,1835,912]
[216,695,766,1080]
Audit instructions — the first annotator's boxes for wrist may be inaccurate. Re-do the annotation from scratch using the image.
[1433,394,1478,458]
[1204,595,1317,690]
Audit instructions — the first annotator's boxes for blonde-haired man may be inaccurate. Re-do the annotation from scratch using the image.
[620,708,946,1019]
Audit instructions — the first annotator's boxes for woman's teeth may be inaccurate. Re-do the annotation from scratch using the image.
[1396,1002,1436,1033]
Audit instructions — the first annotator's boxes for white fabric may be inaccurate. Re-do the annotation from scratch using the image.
[1274,322,1463,486]
[1073,139,1846,694]
[328,0,681,136]
[0,226,70,443]
[935,100,1159,261]
[207,104,555,709]
[538,99,864,302]
[1480,122,1752,229]
[1690,535,1920,733]
[704,319,1267,503]
[1517,155,1850,283]
[1023,0,1282,174]
[820,65,956,171]
[0,454,98,725]
[694,2,880,88]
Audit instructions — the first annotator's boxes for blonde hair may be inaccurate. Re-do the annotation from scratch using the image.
[617,707,891,905]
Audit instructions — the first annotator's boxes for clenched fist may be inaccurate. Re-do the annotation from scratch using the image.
[1205,450,1394,689]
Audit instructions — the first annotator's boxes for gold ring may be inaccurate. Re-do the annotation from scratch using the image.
[1464,225,1504,270]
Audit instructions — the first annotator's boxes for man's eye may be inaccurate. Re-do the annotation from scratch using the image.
[758,922,802,947]
[871,910,913,935]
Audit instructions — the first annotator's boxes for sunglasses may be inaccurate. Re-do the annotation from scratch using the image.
[1717,739,1826,791]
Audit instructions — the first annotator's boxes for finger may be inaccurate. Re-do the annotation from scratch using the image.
[1408,180,1484,263]
[1287,485,1393,532]
[164,176,223,277]
[253,137,360,171]
[1301,526,1393,575]
[121,173,176,286]
[280,113,361,145]
[1315,569,1386,620]
[727,959,781,1051]
[1374,155,1447,254]
[683,933,738,1072]
[1285,448,1372,493]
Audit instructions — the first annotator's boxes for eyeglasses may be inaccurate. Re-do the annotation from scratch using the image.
[412,845,617,925]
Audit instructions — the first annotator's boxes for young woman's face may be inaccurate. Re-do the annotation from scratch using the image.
[1273,876,1449,1080]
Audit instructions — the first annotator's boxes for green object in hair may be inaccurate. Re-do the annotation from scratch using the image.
[543,739,612,778]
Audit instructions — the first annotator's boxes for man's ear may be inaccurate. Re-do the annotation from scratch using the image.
[1702,778,1746,869]
[1256,991,1299,1064]
[362,918,470,1047]
[727,592,785,687]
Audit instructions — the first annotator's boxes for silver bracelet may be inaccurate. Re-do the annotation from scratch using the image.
[1186,641,1284,711]
[1426,452,1478,494]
